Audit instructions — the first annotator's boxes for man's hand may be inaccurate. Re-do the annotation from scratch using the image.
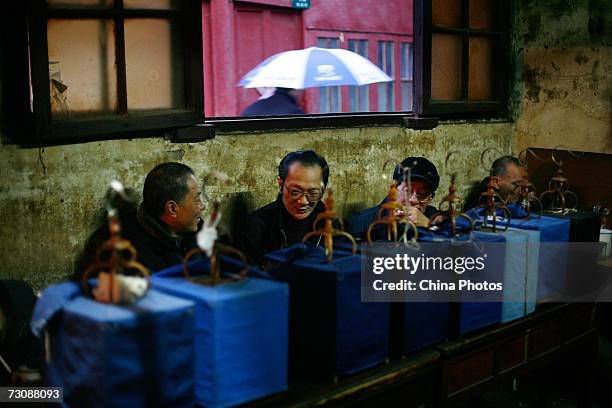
[395,207,430,227]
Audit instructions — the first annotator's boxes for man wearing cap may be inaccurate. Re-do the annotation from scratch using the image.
[346,156,440,240]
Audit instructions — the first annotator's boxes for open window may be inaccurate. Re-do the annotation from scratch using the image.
[1,0,204,144]
[1,0,511,144]
[414,0,510,117]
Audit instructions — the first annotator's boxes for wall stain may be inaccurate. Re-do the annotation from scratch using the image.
[543,88,569,100]
[0,124,514,290]
[574,52,590,64]
[523,65,542,102]
[524,14,542,43]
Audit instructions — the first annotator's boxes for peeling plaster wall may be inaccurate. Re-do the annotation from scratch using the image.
[15,0,612,290]
[513,0,612,153]
[0,123,513,290]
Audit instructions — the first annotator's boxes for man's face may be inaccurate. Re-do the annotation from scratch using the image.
[397,179,434,212]
[174,174,204,233]
[497,163,525,201]
[278,162,324,220]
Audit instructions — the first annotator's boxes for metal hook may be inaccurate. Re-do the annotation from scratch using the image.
[518,148,548,166]
[82,180,149,302]
[302,189,357,262]
[551,145,584,166]
[480,147,505,173]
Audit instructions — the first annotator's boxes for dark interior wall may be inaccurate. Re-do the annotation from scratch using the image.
[2,1,612,290]
[511,0,612,153]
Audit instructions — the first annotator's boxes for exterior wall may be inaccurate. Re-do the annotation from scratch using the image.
[0,123,513,290]
[203,0,413,116]
[512,0,612,154]
[303,0,413,34]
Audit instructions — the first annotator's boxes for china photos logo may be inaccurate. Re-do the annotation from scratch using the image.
[315,65,343,81]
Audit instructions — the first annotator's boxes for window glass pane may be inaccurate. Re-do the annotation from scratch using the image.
[124,0,183,9]
[431,33,462,100]
[348,39,369,112]
[317,37,341,113]
[47,0,112,8]
[386,42,393,76]
[401,42,413,80]
[401,82,413,111]
[124,18,185,111]
[47,19,117,118]
[378,41,394,111]
[468,36,493,100]
[470,0,495,29]
[432,0,462,27]
[401,42,413,110]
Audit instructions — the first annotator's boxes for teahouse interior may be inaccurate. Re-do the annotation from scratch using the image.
[0,1,611,407]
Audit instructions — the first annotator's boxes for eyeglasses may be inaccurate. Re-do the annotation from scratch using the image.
[405,189,433,203]
[283,184,323,202]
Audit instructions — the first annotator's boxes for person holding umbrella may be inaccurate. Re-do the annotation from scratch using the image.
[238,46,392,114]
[241,87,305,116]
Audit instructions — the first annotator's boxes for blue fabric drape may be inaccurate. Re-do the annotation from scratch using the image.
[36,283,195,408]
[153,258,288,408]
[264,244,389,377]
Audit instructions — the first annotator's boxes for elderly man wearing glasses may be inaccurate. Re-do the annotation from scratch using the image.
[346,156,440,240]
[238,150,329,266]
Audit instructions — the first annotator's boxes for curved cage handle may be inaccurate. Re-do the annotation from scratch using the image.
[183,202,248,285]
[476,177,511,232]
[302,190,357,262]
[538,147,580,214]
[551,145,584,167]
[512,149,546,217]
[82,182,149,302]
[480,204,511,232]
[382,157,420,199]
[399,221,420,249]
[366,183,418,243]
[381,157,400,181]
[199,167,230,204]
[182,244,249,286]
[480,147,505,173]
[81,227,150,299]
[518,148,548,166]
[444,151,460,175]
[517,184,544,218]
[540,189,579,215]
[430,154,475,236]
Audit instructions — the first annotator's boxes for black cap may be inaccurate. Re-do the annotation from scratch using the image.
[392,156,440,191]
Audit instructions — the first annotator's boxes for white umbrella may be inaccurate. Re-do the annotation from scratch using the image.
[238,47,392,89]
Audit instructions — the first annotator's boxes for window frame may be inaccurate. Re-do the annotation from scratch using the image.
[2,1,514,145]
[2,0,205,145]
[413,0,510,118]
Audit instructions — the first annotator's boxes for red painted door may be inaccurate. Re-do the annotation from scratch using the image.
[234,4,303,115]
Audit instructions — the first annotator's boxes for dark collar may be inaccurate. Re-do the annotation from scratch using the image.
[136,204,182,249]
[275,194,325,230]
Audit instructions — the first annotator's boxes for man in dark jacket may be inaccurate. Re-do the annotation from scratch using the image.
[0,279,42,385]
[462,155,526,211]
[241,88,305,116]
[346,156,440,240]
[80,162,204,274]
[237,150,328,266]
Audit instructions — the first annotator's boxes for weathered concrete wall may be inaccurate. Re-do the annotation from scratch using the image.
[8,0,612,291]
[513,0,612,153]
[0,123,513,290]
